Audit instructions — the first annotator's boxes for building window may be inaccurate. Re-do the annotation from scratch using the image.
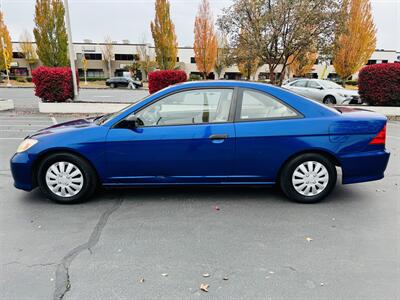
[10,67,28,77]
[115,54,134,61]
[79,69,104,78]
[367,60,376,65]
[190,57,196,64]
[12,52,25,59]
[176,57,180,62]
[84,53,102,60]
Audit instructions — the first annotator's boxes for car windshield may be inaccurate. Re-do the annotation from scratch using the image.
[320,80,343,89]
[95,93,152,125]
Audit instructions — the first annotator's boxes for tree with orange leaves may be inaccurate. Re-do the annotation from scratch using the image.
[194,0,217,79]
[151,0,178,70]
[0,10,12,72]
[333,0,376,83]
[289,50,318,77]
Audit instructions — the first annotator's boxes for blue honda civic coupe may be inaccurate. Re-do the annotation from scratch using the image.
[11,81,389,204]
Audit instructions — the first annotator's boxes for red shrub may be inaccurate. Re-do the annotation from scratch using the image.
[358,63,400,106]
[32,66,79,102]
[148,70,187,94]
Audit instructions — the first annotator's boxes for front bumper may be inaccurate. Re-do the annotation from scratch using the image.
[10,152,35,191]
[339,150,390,184]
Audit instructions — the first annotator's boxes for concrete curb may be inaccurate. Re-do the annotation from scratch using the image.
[39,102,130,114]
[0,99,15,111]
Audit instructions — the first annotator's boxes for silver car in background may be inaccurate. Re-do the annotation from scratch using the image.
[282,79,361,105]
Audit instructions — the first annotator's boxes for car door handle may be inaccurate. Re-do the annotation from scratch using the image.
[209,134,229,140]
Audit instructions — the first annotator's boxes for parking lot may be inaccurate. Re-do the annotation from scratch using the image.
[0,111,399,300]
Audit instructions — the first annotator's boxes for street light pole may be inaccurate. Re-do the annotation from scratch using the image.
[64,0,78,99]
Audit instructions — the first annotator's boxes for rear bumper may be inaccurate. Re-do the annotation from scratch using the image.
[339,150,390,184]
[10,152,35,191]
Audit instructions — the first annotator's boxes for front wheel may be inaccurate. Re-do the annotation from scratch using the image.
[37,153,98,204]
[323,95,336,105]
[279,153,337,203]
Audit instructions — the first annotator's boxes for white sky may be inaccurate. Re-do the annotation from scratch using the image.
[1,0,399,50]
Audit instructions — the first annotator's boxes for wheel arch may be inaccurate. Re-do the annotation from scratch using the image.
[32,148,101,187]
[276,149,341,183]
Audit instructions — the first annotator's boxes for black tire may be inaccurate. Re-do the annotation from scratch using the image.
[323,95,336,105]
[110,83,115,88]
[37,152,98,204]
[279,153,337,204]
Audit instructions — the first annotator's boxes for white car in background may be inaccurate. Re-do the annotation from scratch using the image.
[282,79,361,105]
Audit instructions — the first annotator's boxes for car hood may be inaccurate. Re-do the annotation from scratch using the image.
[29,117,98,139]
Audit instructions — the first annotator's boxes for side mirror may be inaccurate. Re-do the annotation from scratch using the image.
[125,115,144,128]
[318,86,324,90]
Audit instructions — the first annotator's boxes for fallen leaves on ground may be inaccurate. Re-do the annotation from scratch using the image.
[200,283,209,292]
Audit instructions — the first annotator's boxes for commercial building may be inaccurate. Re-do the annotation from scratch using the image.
[8,40,399,81]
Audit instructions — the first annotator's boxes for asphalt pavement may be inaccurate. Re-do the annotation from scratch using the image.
[0,112,399,300]
[0,87,149,111]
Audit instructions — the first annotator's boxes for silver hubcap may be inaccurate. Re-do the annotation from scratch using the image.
[45,161,84,198]
[292,161,329,196]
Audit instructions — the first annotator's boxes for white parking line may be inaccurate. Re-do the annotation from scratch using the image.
[51,117,58,124]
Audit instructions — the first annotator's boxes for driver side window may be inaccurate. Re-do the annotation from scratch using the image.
[135,89,233,127]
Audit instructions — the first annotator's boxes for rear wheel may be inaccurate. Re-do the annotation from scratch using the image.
[280,153,337,203]
[37,153,97,204]
[110,83,115,88]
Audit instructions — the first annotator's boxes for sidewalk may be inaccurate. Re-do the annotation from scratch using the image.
[0,80,149,90]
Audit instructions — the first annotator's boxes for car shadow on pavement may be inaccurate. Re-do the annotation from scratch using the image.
[19,179,363,206]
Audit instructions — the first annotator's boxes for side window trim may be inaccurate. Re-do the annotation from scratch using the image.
[234,87,303,123]
[114,87,239,129]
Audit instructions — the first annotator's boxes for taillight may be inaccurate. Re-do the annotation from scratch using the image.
[369,125,386,145]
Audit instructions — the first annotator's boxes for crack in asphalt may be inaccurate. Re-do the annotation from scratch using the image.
[53,198,123,300]
[3,261,56,268]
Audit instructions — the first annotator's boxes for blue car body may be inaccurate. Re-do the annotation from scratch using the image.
[11,81,390,191]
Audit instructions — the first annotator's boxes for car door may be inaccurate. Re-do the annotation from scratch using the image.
[305,80,325,102]
[287,79,309,97]
[119,78,129,88]
[105,88,237,184]
[233,88,301,182]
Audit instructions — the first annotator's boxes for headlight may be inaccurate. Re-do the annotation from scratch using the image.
[16,139,38,153]
[338,93,351,98]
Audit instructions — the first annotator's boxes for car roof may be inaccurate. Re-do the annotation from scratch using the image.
[172,80,275,89]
